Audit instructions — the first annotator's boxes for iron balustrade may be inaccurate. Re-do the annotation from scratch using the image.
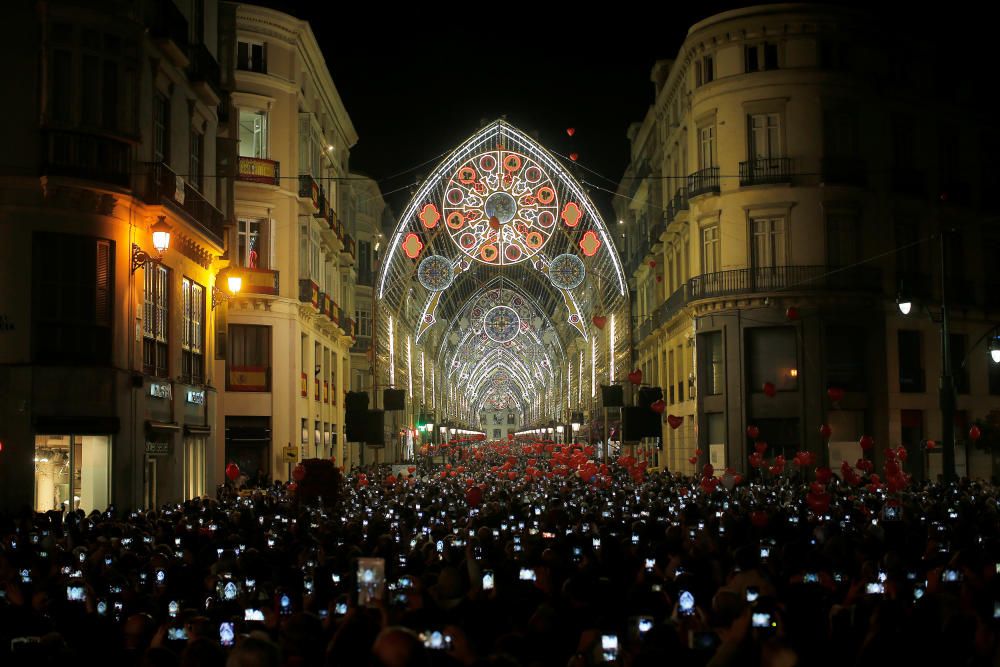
[43,129,131,188]
[687,265,882,301]
[821,156,867,186]
[687,167,720,197]
[739,157,792,186]
[141,162,224,242]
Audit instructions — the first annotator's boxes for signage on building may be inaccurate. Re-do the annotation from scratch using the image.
[150,382,172,399]
[186,390,206,405]
[145,441,170,457]
[282,445,298,462]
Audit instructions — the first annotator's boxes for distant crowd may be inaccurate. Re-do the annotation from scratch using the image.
[3,440,1000,667]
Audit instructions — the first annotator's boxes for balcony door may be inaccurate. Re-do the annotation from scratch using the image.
[750,217,786,289]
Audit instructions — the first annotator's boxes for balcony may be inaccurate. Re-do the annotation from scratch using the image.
[739,157,791,187]
[237,267,279,296]
[187,43,221,103]
[889,166,926,199]
[299,175,319,209]
[341,234,356,264]
[42,129,131,188]
[821,156,867,187]
[687,167,719,198]
[141,162,224,243]
[315,189,328,219]
[687,265,882,302]
[299,279,319,309]
[647,219,665,250]
[665,186,689,224]
[148,0,189,67]
[237,156,280,185]
[351,336,371,354]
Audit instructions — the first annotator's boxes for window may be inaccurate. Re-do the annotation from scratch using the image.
[898,330,924,393]
[745,42,778,72]
[32,233,113,364]
[238,110,268,158]
[50,49,73,122]
[358,240,372,284]
[227,325,271,391]
[701,225,720,273]
[33,434,110,513]
[747,327,797,392]
[823,110,858,157]
[189,130,203,191]
[748,113,781,159]
[356,308,372,337]
[826,213,860,267]
[153,93,170,163]
[825,326,867,391]
[707,413,725,447]
[238,218,267,269]
[703,55,714,83]
[236,40,266,73]
[699,331,723,396]
[750,217,786,269]
[182,278,205,384]
[143,264,169,377]
[699,125,715,169]
[749,418,800,459]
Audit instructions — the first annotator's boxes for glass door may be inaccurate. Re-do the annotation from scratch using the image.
[34,434,110,513]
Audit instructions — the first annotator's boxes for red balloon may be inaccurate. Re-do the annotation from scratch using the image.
[225,463,240,481]
[566,127,576,136]
[897,446,908,462]
[969,425,982,442]
[702,463,715,478]
[287,481,297,492]
[754,441,768,454]
[465,486,483,507]
[827,387,845,403]
[819,424,832,439]
[507,471,517,480]
[926,439,936,449]
[291,464,305,482]
[688,456,698,465]
[569,152,579,162]
[762,382,776,397]
[667,414,683,429]
[440,471,448,478]
[648,260,657,268]
[815,466,833,484]
[407,466,416,474]
[650,399,666,414]
[628,369,643,385]
[746,425,760,440]
[592,315,607,329]
[694,449,703,457]
[859,434,874,450]
[785,306,800,321]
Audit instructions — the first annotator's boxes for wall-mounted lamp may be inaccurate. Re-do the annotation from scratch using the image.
[131,217,171,273]
[211,270,243,309]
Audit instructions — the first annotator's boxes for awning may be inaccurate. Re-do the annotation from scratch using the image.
[183,424,212,436]
[146,420,181,433]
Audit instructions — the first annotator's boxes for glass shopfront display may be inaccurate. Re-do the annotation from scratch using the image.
[34,434,111,513]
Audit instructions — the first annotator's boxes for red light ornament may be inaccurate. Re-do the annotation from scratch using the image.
[401,232,424,259]
[579,230,601,257]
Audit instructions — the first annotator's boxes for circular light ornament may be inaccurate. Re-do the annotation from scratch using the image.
[442,150,559,266]
[483,305,521,343]
[417,255,454,292]
[548,253,586,290]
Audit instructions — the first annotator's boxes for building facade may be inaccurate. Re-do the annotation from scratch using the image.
[617,4,1000,480]
[0,0,230,511]
[216,3,358,481]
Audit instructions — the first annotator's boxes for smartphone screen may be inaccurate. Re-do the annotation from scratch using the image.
[482,570,495,591]
[219,622,235,647]
[679,590,695,615]
[357,557,385,607]
[601,634,619,662]
[746,586,759,602]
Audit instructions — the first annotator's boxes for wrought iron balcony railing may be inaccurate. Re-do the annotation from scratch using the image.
[687,166,720,198]
[739,157,791,186]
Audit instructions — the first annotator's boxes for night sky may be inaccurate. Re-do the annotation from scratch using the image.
[244,1,974,218]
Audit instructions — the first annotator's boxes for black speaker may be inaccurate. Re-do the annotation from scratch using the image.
[601,385,623,408]
[345,410,366,442]
[345,391,369,413]
[365,409,385,446]
[383,389,405,411]
[638,386,663,409]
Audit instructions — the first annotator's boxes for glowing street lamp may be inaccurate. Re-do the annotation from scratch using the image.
[212,269,243,310]
[131,216,172,272]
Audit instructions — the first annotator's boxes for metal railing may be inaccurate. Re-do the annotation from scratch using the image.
[688,265,882,301]
[821,156,867,186]
[141,161,224,242]
[687,166,720,197]
[299,174,319,206]
[43,129,131,188]
[739,157,791,186]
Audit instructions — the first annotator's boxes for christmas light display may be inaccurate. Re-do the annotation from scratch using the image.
[548,253,586,290]
[417,255,454,292]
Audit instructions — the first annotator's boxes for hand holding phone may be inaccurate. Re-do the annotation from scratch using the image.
[357,557,385,607]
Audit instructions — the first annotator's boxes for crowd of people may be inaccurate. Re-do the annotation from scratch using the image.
[3,440,1000,667]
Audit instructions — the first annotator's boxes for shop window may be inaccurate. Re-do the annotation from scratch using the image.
[33,434,110,513]
[184,436,206,500]
[747,327,798,392]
